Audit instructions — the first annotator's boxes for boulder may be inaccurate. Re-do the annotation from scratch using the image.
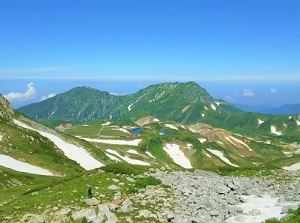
[20,214,47,223]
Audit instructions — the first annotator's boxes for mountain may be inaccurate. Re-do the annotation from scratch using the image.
[0,94,14,121]
[18,81,242,124]
[234,103,300,115]
[261,103,300,115]
[233,103,274,113]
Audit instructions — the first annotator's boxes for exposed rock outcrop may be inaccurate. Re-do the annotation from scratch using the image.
[0,94,14,121]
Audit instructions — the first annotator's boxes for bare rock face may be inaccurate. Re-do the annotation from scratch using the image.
[0,94,14,121]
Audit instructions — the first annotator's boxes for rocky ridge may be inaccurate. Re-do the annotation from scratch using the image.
[0,94,14,121]
[11,170,300,223]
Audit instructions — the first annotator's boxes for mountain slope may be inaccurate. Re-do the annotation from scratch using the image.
[261,103,300,115]
[18,82,242,124]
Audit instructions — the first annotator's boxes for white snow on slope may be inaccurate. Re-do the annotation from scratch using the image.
[289,116,292,119]
[146,151,155,159]
[106,149,150,166]
[210,104,216,111]
[163,143,192,169]
[0,154,54,176]
[14,119,104,170]
[226,195,298,223]
[127,103,134,111]
[154,118,160,122]
[258,119,264,125]
[127,149,139,155]
[105,153,121,162]
[282,162,300,171]
[204,106,208,110]
[202,114,205,117]
[101,121,111,126]
[80,138,142,146]
[187,144,192,149]
[225,136,252,151]
[165,124,178,130]
[207,149,239,167]
[198,138,207,143]
[297,120,300,126]
[0,134,2,141]
[271,125,282,136]
[215,101,221,105]
[118,128,130,133]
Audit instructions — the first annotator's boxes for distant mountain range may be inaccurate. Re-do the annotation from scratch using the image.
[234,103,300,115]
[17,81,242,124]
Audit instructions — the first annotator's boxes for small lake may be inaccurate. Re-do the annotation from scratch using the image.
[160,130,170,135]
[130,127,145,135]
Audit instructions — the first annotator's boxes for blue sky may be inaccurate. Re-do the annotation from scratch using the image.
[0,1,299,108]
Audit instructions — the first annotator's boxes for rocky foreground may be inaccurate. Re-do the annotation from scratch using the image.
[13,169,300,223]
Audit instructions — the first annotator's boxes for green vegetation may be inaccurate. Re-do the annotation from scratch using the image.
[100,163,148,175]
[264,207,300,223]
[128,176,162,193]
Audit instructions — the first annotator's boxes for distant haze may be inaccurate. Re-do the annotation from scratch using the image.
[1,79,298,109]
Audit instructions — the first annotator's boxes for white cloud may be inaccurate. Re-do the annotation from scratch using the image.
[40,93,56,101]
[243,89,254,97]
[4,82,36,102]
[270,88,277,93]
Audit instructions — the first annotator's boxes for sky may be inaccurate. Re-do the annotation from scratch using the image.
[0,0,299,108]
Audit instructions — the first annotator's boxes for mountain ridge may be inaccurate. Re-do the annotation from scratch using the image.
[18,81,242,124]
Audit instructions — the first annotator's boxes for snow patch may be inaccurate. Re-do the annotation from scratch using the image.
[106,153,121,162]
[118,128,130,133]
[79,138,142,146]
[210,104,216,110]
[283,162,300,171]
[0,134,2,141]
[127,149,139,155]
[127,103,134,111]
[258,119,264,125]
[204,106,208,110]
[289,116,292,119]
[207,149,239,167]
[297,120,300,126]
[201,114,205,117]
[217,141,224,145]
[215,101,221,106]
[198,138,207,143]
[13,119,104,170]
[205,152,211,158]
[146,151,155,159]
[226,195,299,223]
[271,125,282,136]
[165,124,178,130]
[0,154,54,176]
[187,144,193,149]
[101,122,111,126]
[106,149,150,166]
[180,125,186,129]
[83,124,89,126]
[154,118,160,122]
[225,136,252,151]
[163,143,192,169]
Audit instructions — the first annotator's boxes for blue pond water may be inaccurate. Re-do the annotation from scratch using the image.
[160,130,170,135]
[130,127,145,135]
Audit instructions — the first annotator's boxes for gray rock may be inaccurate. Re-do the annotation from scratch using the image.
[98,204,118,222]
[20,214,47,223]
[55,207,72,217]
[72,208,97,222]
[120,199,133,212]
[108,185,120,190]
[85,197,100,206]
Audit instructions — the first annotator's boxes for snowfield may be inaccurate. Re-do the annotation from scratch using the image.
[210,103,216,110]
[79,138,142,146]
[225,136,252,151]
[282,162,300,171]
[207,149,239,167]
[146,151,155,159]
[117,128,130,133]
[101,121,111,126]
[0,133,2,141]
[0,154,54,176]
[226,195,299,223]
[198,138,207,143]
[165,124,178,130]
[271,125,282,136]
[106,149,150,166]
[297,120,300,126]
[163,143,192,169]
[105,153,121,162]
[127,149,139,155]
[13,119,104,170]
[258,119,264,125]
